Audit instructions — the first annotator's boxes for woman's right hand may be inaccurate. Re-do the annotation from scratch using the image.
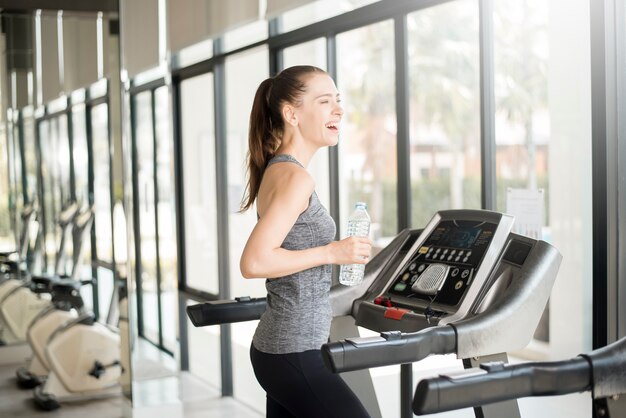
[328,236,373,265]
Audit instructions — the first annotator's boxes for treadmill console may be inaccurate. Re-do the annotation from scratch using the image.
[354,210,515,332]
[385,220,497,309]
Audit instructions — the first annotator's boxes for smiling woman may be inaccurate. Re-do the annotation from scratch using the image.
[239,66,372,418]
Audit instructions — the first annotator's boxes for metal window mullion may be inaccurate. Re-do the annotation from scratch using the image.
[395,15,411,232]
[479,0,496,211]
[594,0,619,346]
[326,36,340,240]
[17,112,28,204]
[85,104,99,319]
[270,18,283,74]
[67,108,76,203]
[106,81,116,266]
[151,88,165,350]
[616,0,626,341]
[590,0,611,350]
[394,14,413,418]
[129,95,144,337]
[214,56,233,397]
[34,118,49,272]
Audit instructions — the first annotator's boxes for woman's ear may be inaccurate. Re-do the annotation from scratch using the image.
[282,104,298,127]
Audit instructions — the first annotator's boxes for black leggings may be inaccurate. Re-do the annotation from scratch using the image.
[250,343,371,418]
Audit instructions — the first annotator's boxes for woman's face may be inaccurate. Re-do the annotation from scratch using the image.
[291,73,344,147]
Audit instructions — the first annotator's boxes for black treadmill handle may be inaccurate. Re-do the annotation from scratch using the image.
[412,357,591,415]
[321,325,457,374]
[186,297,267,327]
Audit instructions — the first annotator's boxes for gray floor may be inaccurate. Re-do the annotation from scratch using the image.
[0,362,262,418]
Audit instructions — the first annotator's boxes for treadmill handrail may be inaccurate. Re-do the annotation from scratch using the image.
[412,357,592,415]
[186,296,267,327]
[412,336,626,415]
[321,325,457,373]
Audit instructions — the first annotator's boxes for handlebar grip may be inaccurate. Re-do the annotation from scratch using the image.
[186,297,267,327]
[413,357,591,415]
[322,325,456,374]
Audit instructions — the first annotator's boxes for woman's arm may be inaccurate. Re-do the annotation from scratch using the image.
[240,168,370,279]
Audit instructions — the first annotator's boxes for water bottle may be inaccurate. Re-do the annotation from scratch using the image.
[339,202,371,286]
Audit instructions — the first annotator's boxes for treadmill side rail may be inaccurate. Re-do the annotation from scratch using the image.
[186,297,267,327]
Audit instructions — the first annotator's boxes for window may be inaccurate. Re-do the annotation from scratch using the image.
[180,73,219,295]
[408,0,481,228]
[336,20,397,244]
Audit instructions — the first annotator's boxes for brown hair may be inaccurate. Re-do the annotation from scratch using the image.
[240,65,326,211]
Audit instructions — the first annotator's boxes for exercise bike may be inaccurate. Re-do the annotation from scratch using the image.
[16,205,95,388]
[0,202,79,346]
[30,219,124,410]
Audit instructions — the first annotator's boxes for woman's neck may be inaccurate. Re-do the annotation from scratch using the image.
[276,134,318,168]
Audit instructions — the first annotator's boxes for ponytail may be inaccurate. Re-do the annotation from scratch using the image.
[241,78,280,211]
[240,66,327,212]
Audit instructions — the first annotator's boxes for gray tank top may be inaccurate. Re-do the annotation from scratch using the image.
[252,154,337,354]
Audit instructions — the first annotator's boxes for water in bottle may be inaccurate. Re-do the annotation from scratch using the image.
[339,202,371,286]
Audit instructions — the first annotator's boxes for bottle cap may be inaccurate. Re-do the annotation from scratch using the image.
[355,202,367,209]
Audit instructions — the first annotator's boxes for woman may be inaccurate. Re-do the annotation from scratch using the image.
[240,65,372,418]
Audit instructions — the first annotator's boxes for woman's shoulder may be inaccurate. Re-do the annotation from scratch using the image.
[265,160,314,190]
[258,162,314,215]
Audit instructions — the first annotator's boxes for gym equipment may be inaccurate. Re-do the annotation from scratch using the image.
[188,209,562,418]
[28,207,123,410]
[32,278,123,411]
[412,335,626,418]
[16,206,95,388]
[320,209,561,418]
[0,202,79,346]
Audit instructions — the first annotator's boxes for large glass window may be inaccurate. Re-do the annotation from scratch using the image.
[180,73,221,389]
[493,0,592,359]
[336,20,397,245]
[38,119,59,272]
[155,85,178,353]
[225,46,268,412]
[71,104,93,281]
[180,73,219,295]
[22,111,38,204]
[72,104,90,207]
[494,1,550,209]
[91,103,113,262]
[10,122,24,254]
[0,125,11,249]
[408,1,481,228]
[55,115,71,207]
[130,85,178,354]
[134,90,159,344]
[282,38,331,209]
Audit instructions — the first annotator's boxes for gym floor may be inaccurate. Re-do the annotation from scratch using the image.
[0,362,263,418]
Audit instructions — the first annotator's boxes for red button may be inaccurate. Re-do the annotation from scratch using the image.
[384,307,409,320]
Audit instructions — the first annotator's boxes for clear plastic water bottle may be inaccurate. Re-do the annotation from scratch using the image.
[339,202,371,286]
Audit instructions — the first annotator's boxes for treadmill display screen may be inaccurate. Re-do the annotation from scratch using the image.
[385,220,498,309]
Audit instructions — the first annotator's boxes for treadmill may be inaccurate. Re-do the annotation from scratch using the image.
[188,209,562,418]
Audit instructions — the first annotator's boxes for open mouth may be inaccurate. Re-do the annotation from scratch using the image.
[325,122,339,133]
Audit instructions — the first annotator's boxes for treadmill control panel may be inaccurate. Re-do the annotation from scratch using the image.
[381,219,498,312]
